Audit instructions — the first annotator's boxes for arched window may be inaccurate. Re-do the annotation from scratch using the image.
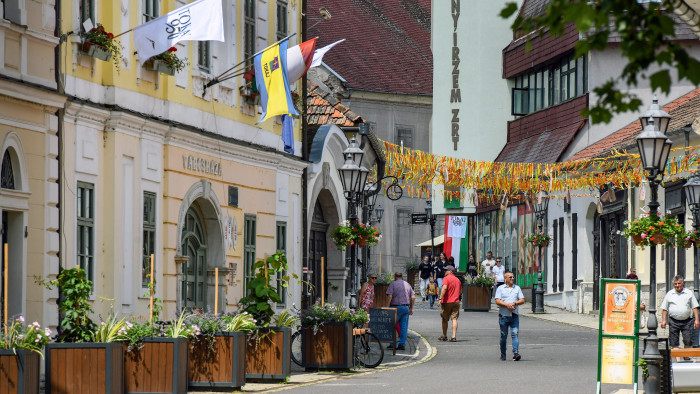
[1,150,15,190]
[181,206,207,309]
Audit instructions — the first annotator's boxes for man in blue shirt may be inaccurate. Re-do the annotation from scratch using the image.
[495,271,525,361]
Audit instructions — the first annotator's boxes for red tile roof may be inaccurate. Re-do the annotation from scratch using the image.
[308,0,432,95]
[306,84,362,127]
[568,88,700,161]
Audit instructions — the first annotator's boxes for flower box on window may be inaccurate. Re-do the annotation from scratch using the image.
[80,41,112,62]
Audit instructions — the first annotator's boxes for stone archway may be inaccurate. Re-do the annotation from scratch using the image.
[0,132,30,322]
[176,180,224,311]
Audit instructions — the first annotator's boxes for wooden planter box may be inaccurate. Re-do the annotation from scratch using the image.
[373,283,390,308]
[301,321,353,369]
[0,349,40,394]
[46,342,124,394]
[188,332,246,390]
[124,337,188,394]
[80,42,112,62]
[245,327,290,381]
[463,284,491,311]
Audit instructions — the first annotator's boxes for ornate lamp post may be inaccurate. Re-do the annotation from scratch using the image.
[533,192,549,314]
[375,204,384,224]
[425,200,436,257]
[683,174,700,347]
[637,112,672,394]
[338,137,369,308]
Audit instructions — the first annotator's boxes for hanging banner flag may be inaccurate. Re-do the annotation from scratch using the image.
[287,38,317,83]
[133,0,224,64]
[447,216,467,239]
[254,38,299,122]
[310,39,345,69]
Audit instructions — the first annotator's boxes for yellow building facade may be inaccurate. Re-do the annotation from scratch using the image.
[1,0,66,326]
[58,0,305,319]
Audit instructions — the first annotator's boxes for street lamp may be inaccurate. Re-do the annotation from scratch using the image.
[338,137,369,308]
[533,191,549,314]
[375,204,384,224]
[639,95,671,135]
[683,174,700,347]
[637,114,672,394]
[425,200,436,258]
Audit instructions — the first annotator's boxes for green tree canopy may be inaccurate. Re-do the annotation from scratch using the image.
[501,0,700,124]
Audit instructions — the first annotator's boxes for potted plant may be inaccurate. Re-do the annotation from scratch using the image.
[330,220,382,250]
[144,47,188,75]
[405,261,420,288]
[240,252,294,381]
[373,272,394,308]
[680,229,700,248]
[43,267,125,394]
[299,304,368,369]
[186,311,256,390]
[80,23,121,68]
[526,231,552,247]
[463,273,494,312]
[122,310,196,394]
[620,213,684,248]
[0,317,51,393]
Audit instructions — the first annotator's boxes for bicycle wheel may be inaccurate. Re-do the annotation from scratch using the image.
[356,331,384,368]
[290,330,303,367]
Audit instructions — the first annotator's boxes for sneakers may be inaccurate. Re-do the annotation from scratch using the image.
[396,345,406,350]
[513,353,521,361]
[500,354,506,361]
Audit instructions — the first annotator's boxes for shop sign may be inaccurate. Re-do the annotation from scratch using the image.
[183,154,222,176]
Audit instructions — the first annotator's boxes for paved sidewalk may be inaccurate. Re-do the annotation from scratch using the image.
[201,329,435,393]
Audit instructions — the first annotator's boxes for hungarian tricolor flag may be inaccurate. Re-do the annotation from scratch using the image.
[443,216,469,270]
[286,38,317,83]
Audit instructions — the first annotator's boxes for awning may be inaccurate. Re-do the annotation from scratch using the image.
[415,235,444,248]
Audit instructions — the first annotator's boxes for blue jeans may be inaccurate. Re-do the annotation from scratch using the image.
[428,294,436,308]
[396,305,410,346]
[499,314,519,356]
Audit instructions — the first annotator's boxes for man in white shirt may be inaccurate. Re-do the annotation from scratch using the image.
[492,258,505,288]
[481,251,496,277]
[660,275,700,352]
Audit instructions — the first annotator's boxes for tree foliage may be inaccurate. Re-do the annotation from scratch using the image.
[501,0,700,124]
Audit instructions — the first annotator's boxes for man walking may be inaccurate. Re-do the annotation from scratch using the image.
[495,271,524,361]
[660,275,699,355]
[418,255,433,301]
[438,265,462,342]
[481,251,496,277]
[387,272,415,350]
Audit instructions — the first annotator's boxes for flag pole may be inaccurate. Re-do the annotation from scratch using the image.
[112,28,133,39]
[204,33,296,90]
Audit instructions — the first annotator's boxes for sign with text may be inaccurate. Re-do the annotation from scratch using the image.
[368,307,397,343]
[603,282,637,336]
[596,278,640,394]
[411,214,428,224]
[600,337,635,384]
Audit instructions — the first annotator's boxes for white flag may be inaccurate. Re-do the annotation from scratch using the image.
[447,216,467,239]
[133,0,224,65]
[309,39,345,69]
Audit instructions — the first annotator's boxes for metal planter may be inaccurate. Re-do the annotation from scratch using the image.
[0,348,40,393]
[188,332,246,390]
[45,342,124,394]
[123,337,188,394]
[81,42,112,62]
[146,59,175,76]
[245,327,291,381]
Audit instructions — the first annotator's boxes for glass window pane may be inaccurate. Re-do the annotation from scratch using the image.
[528,74,535,113]
[553,68,560,104]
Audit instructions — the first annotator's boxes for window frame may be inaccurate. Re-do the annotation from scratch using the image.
[198,41,211,73]
[275,221,287,307]
[395,208,413,257]
[244,0,256,67]
[276,0,288,41]
[396,127,414,150]
[80,0,95,29]
[77,182,95,283]
[244,214,257,295]
[143,0,159,23]
[142,192,157,290]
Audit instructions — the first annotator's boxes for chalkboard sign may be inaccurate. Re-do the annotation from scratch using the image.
[369,308,397,343]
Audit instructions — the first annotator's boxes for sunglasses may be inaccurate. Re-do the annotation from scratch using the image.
[370,277,377,279]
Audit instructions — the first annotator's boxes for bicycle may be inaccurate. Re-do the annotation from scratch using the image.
[290,325,384,368]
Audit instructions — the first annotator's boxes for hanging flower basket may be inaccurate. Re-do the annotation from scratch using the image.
[650,233,667,245]
[80,41,112,62]
[330,221,381,251]
[632,234,645,246]
[526,232,551,248]
[680,229,700,249]
[619,213,684,248]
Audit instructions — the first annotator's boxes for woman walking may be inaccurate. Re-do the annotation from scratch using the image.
[359,273,377,312]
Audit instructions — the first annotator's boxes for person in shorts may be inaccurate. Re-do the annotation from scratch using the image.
[438,265,462,342]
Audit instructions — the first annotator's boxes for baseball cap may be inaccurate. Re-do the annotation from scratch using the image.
[445,265,456,272]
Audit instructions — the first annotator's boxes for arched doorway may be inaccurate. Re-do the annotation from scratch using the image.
[181,206,207,309]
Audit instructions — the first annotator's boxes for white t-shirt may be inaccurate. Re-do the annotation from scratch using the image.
[660,288,700,320]
[492,265,505,282]
[481,259,496,277]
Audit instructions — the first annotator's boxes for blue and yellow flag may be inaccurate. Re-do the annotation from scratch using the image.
[254,39,299,123]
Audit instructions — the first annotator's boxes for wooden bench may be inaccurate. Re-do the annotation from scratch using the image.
[670,348,700,393]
